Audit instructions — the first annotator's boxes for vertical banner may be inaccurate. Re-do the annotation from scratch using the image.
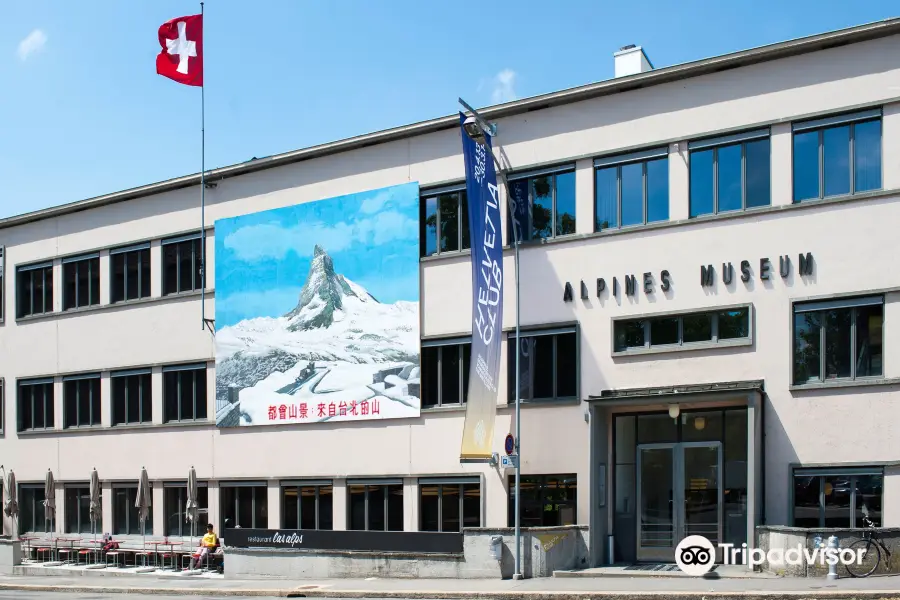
[459,112,503,460]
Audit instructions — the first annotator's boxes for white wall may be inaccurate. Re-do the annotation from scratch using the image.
[2,35,900,536]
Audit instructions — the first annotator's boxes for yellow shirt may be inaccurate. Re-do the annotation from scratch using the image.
[201,532,217,547]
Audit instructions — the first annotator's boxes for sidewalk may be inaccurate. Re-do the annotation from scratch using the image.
[1,572,900,599]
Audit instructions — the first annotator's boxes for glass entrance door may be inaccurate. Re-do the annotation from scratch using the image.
[636,442,722,562]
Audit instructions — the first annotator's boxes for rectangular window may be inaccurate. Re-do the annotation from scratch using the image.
[792,468,883,528]
[689,130,770,217]
[16,262,53,318]
[508,474,577,527]
[18,485,48,534]
[348,482,403,531]
[793,296,883,384]
[594,149,669,231]
[281,482,334,530]
[17,378,54,431]
[62,255,100,311]
[164,483,209,536]
[64,486,93,534]
[421,188,470,257]
[113,484,152,535]
[220,484,267,530]
[614,307,750,353]
[63,374,101,428]
[421,338,470,408]
[793,110,882,202]
[111,244,151,303]
[507,168,576,243]
[507,328,577,402]
[111,370,152,426]
[419,478,481,532]
[162,235,203,295]
[163,364,208,423]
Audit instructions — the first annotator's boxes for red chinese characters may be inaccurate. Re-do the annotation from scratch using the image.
[338,401,348,416]
[317,403,326,418]
[349,400,358,415]
[268,406,277,420]
[299,403,308,419]
[288,404,298,419]
[328,403,336,417]
[278,405,287,420]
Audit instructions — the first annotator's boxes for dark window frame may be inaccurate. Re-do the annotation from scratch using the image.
[110,244,151,303]
[689,129,771,217]
[16,262,54,319]
[17,378,55,432]
[506,327,578,404]
[792,295,884,385]
[219,482,267,531]
[280,481,334,531]
[347,481,404,531]
[418,478,481,532]
[613,305,752,354]
[62,254,100,311]
[421,337,470,408]
[64,485,93,534]
[112,483,153,535]
[163,364,208,423]
[790,466,884,528]
[63,374,102,429]
[18,484,48,534]
[593,147,669,231]
[507,474,577,528]
[507,166,577,244]
[792,110,883,202]
[111,369,152,426]
[163,482,209,536]
[162,234,203,296]
[421,186,470,257]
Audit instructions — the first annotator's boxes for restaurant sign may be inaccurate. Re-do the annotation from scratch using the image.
[224,528,463,554]
[563,252,814,303]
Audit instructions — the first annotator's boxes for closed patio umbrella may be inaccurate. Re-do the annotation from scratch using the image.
[185,466,199,549]
[89,468,101,543]
[135,467,151,551]
[44,470,56,539]
[3,469,17,539]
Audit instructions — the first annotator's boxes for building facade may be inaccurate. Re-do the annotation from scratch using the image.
[2,20,900,566]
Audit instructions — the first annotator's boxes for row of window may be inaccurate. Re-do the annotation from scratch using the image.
[14,475,578,535]
[15,364,208,432]
[422,109,883,257]
[422,329,578,408]
[3,291,887,433]
[13,235,203,319]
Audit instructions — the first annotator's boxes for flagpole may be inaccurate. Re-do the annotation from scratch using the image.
[200,0,206,331]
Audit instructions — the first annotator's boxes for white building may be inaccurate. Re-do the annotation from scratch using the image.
[2,19,900,567]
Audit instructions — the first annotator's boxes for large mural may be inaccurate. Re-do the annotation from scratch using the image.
[214,183,421,427]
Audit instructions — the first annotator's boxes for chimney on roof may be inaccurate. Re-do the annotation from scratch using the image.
[614,44,653,78]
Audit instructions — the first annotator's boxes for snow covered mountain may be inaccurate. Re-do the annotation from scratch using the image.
[215,246,420,425]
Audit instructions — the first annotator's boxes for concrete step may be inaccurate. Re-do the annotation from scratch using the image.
[553,564,776,579]
[15,564,174,578]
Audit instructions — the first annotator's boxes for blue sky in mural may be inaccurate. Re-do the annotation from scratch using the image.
[215,182,420,328]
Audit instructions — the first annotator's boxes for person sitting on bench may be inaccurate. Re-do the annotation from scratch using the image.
[188,524,218,570]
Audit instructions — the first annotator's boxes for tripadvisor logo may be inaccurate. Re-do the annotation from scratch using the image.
[674,535,868,576]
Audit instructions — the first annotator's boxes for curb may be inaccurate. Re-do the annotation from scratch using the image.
[3,584,900,599]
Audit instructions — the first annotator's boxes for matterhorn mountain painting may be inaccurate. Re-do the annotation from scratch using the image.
[214,183,421,427]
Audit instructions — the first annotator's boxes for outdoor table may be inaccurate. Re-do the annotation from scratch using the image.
[19,536,39,562]
[77,539,102,565]
[149,540,183,569]
[56,537,82,564]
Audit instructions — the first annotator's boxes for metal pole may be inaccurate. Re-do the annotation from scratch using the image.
[200,0,206,331]
[496,169,522,580]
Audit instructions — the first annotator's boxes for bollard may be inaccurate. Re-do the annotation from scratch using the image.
[826,535,839,580]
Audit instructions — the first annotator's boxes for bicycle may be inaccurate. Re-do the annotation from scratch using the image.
[845,507,891,578]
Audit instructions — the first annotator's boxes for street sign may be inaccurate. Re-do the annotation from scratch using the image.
[500,454,518,469]
[504,434,515,455]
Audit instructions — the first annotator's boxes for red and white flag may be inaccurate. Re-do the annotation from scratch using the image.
[156,14,203,86]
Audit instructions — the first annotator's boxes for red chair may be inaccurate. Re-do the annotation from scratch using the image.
[36,546,53,563]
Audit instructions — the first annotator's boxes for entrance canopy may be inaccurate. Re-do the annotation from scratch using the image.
[586,380,764,567]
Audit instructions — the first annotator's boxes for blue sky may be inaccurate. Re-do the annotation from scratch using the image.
[214,182,419,327]
[2,1,898,220]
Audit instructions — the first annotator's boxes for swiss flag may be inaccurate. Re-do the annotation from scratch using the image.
[156,14,203,86]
